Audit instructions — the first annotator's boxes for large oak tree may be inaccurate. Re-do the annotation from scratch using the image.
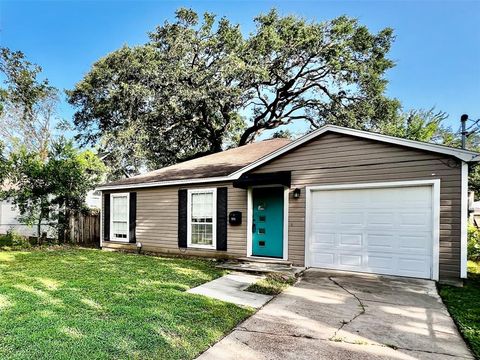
[68,8,400,175]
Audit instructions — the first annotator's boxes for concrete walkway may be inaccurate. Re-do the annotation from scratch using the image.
[187,272,272,308]
[198,269,473,360]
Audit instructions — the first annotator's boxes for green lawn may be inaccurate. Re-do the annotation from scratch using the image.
[440,261,480,359]
[0,248,253,360]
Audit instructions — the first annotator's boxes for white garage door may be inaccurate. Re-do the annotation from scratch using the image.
[307,185,434,279]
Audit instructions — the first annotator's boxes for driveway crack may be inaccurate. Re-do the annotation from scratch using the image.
[236,326,320,340]
[338,339,472,358]
[235,326,471,358]
[328,276,366,340]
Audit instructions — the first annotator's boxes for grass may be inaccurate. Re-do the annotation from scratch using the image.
[245,272,296,296]
[439,260,480,359]
[0,248,253,360]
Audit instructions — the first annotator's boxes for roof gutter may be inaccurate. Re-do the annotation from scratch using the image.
[96,175,239,191]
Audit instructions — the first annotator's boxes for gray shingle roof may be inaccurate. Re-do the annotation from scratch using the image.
[105,138,291,187]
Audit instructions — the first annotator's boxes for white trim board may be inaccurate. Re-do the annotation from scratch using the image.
[96,125,479,191]
[304,179,441,281]
[461,162,468,278]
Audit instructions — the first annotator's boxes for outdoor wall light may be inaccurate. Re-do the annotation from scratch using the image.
[293,188,301,199]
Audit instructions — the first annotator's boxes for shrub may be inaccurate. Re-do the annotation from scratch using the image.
[0,230,31,249]
[467,224,480,261]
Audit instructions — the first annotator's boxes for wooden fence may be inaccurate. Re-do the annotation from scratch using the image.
[68,213,100,247]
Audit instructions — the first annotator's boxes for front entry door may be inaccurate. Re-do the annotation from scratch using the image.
[252,187,284,258]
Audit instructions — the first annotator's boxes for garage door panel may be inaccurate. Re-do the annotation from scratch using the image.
[398,256,431,276]
[308,185,433,279]
[399,211,431,226]
[339,191,367,206]
[339,212,364,226]
[339,254,362,267]
[398,234,431,253]
[367,255,395,271]
[339,233,362,246]
[367,212,395,227]
[312,252,335,265]
[367,234,395,250]
[312,211,336,225]
[312,233,335,246]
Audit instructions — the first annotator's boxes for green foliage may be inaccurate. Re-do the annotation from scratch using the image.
[245,272,296,295]
[271,129,293,140]
[0,249,253,359]
[1,139,106,240]
[2,147,51,237]
[0,230,31,248]
[377,108,447,142]
[68,8,399,176]
[439,261,480,358]
[468,224,480,261]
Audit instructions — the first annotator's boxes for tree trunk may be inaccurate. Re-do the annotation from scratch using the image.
[37,218,42,245]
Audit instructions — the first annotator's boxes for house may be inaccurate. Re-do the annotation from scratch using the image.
[0,190,101,237]
[97,125,480,282]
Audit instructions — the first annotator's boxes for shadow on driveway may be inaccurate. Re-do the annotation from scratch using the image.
[197,269,473,360]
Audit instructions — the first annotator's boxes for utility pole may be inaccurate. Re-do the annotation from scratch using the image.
[461,114,469,149]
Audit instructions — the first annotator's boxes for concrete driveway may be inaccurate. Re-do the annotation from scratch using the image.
[198,269,473,360]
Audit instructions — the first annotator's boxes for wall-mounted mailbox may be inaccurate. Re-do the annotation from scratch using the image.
[229,211,242,225]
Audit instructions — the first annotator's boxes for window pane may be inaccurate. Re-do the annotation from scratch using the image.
[112,196,128,221]
[191,223,213,245]
[191,192,213,219]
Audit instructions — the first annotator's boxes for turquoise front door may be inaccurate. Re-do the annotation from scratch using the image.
[252,187,284,258]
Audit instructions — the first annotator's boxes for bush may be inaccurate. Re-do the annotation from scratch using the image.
[0,230,31,249]
[468,224,480,261]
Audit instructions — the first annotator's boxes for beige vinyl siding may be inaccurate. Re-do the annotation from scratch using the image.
[131,183,247,258]
[251,132,462,280]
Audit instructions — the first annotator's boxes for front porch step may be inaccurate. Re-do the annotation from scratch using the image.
[217,260,305,277]
[102,241,137,252]
[237,257,293,266]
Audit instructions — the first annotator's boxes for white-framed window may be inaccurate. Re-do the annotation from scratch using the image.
[110,193,129,242]
[187,188,216,249]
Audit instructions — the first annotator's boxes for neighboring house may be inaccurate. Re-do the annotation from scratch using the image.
[0,190,101,237]
[0,200,53,237]
[97,125,480,282]
[469,194,480,227]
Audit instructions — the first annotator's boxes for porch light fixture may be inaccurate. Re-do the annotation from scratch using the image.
[293,188,301,199]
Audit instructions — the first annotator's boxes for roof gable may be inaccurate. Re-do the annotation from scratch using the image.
[234,125,480,177]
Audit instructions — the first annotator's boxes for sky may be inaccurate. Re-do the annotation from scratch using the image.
[1,0,479,135]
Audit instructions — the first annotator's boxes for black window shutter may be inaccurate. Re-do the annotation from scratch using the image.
[216,187,228,251]
[103,193,110,241]
[129,192,137,243]
[178,189,188,248]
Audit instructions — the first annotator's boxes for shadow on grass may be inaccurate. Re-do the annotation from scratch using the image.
[0,248,253,360]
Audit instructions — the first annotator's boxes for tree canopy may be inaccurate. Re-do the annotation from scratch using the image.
[68,8,400,176]
[0,47,58,160]
[0,138,106,239]
[0,47,107,240]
